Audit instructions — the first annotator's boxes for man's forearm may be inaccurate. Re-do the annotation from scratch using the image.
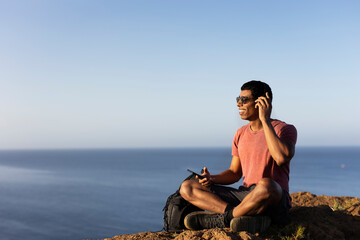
[211,169,241,185]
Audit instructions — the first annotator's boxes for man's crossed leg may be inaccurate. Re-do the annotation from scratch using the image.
[179,178,284,233]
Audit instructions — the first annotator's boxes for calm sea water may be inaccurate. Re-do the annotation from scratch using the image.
[0,147,358,240]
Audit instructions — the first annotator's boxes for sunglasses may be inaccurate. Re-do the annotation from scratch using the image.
[236,96,254,104]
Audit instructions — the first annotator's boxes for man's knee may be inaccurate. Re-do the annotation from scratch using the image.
[180,180,194,201]
[254,178,282,204]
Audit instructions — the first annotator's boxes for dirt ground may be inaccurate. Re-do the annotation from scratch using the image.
[102,192,360,240]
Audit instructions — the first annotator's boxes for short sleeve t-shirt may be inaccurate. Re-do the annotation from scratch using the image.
[232,120,297,194]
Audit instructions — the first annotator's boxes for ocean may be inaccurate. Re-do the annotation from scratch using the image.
[0,147,358,240]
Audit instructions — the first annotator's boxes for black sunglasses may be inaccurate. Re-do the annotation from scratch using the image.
[236,96,254,104]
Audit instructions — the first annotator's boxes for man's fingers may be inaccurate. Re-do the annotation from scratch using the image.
[255,99,265,109]
[198,177,206,183]
[198,167,212,187]
[198,176,211,186]
[202,179,211,187]
[256,97,269,109]
[255,102,260,109]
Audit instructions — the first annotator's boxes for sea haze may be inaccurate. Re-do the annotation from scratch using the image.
[0,147,358,240]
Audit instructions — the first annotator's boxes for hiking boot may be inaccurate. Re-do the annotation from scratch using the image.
[184,211,226,230]
[230,215,271,234]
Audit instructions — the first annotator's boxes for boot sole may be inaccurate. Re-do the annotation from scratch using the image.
[230,216,271,234]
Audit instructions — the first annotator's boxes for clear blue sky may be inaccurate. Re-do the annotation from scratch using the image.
[1,0,359,149]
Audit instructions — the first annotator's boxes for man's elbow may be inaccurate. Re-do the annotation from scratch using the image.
[229,169,242,182]
[275,149,295,166]
[233,174,241,182]
[275,155,291,166]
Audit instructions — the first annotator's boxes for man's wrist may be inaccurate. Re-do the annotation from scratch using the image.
[209,175,215,184]
[261,118,272,126]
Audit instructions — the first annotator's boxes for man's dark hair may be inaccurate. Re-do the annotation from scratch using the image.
[241,80,273,102]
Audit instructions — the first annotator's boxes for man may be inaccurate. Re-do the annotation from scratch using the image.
[180,80,297,233]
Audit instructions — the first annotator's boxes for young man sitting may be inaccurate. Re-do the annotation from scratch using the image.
[180,80,297,233]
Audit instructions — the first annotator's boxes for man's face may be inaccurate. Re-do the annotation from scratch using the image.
[237,90,258,121]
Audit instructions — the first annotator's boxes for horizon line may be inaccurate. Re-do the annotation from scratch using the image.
[0,145,359,151]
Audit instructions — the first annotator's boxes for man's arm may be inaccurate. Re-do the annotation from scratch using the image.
[256,92,295,166]
[198,156,242,187]
[262,121,295,166]
[212,156,242,185]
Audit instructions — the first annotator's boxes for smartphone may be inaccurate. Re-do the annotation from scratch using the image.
[187,169,205,179]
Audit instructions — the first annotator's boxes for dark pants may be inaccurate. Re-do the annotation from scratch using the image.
[210,184,290,225]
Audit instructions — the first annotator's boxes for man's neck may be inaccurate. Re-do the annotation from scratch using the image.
[249,119,263,131]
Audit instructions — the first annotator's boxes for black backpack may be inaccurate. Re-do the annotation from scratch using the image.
[162,173,204,232]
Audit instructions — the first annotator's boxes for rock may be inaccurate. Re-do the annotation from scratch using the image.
[287,192,360,240]
[104,229,261,240]
[103,192,360,240]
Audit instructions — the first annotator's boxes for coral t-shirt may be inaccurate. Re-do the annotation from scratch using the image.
[232,120,297,194]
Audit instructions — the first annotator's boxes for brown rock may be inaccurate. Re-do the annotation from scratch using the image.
[103,192,360,240]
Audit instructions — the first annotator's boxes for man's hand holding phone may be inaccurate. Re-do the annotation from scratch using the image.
[187,167,213,187]
[255,92,272,123]
[197,167,213,187]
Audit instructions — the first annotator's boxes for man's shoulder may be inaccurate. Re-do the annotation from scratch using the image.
[272,119,298,144]
[271,119,296,130]
[236,123,250,133]
[233,123,250,140]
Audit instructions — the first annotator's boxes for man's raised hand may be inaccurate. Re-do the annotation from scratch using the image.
[255,92,272,122]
